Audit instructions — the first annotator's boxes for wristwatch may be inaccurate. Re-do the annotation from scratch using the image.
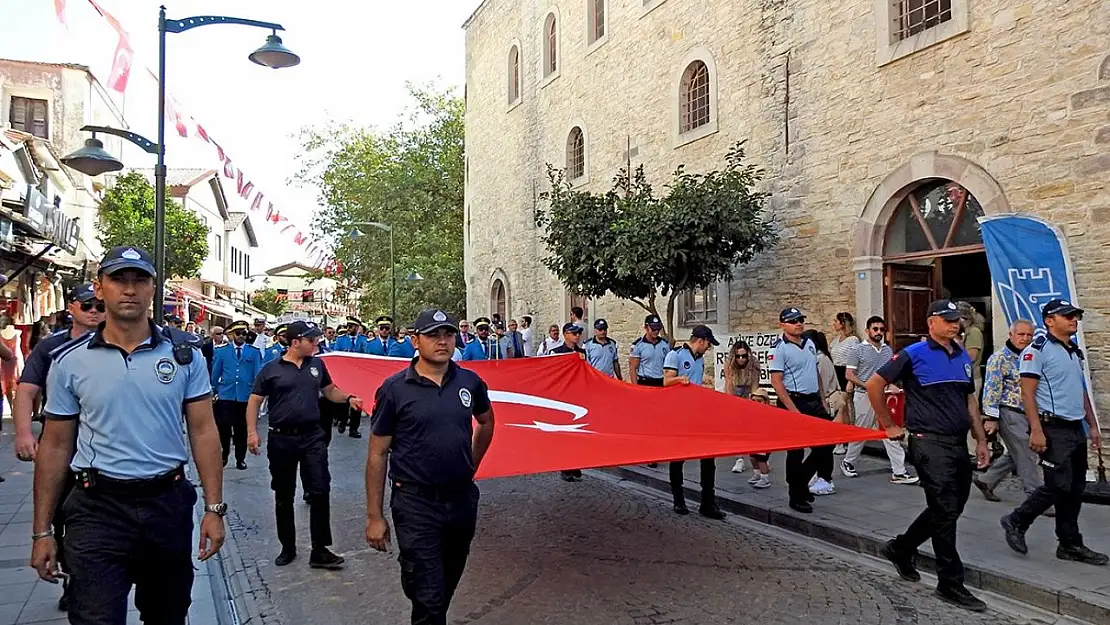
[205,502,229,517]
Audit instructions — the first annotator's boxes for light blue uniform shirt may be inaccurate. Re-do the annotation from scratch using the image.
[332,333,369,354]
[262,342,286,364]
[583,337,619,377]
[44,324,211,479]
[366,335,398,356]
[210,342,263,402]
[663,345,704,384]
[1019,334,1087,420]
[388,338,416,359]
[630,336,670,379]
[768,335,820,394]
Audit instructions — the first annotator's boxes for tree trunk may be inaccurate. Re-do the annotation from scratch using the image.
[664,291,678,342]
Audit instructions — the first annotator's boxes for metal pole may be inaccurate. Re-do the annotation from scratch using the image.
[154,6,168,324]
[2,244,54,285]
[389,228,396,324]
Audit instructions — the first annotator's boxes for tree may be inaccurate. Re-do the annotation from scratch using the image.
[251,287,288,316]
[96,172,209,279]
[296,82,464,324]
[537,142,777,338]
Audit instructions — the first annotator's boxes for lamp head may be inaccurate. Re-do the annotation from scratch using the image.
[249,33,300,69]
[61,137,123,176]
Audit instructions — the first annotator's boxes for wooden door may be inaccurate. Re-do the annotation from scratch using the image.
[885,263,936,351]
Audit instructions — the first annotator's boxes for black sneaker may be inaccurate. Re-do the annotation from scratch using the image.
[673,503,689,515]
[560,471,576,482]
[309,549,345,570]
[236,461,247,470]
[880,540,920,582]
[337,424,346,434]
[788,500,813,514]
[1056,544,1110,566]
[972,477,1000,502]
[57,579,70,611]
[935,586,987,612]
[274,549,297,566]
[1000,515,1028,555]
[349,432,362,439]
[698,504,726,521]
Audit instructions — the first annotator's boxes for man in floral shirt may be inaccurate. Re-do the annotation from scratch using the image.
[973,320,1045,504]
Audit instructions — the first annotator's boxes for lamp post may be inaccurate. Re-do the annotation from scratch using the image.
[61,10,299,324]
[348,222,395,324]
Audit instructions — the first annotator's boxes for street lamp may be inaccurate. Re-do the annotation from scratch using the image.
[63,9,299,325]
[406,271,423,282]
[349,221,395,324]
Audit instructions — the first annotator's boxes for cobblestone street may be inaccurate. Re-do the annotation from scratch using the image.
[220,434,1068,625]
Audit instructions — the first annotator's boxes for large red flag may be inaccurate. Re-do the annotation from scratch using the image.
[320,353,886,480]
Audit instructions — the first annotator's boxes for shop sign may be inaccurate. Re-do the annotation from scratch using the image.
[713,329,780,393]
[21,185,80,255]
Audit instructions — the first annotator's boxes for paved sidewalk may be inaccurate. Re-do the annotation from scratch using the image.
[606,449,1110,623]
[0,421,222,625]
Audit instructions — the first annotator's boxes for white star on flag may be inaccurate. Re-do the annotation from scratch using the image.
[506,421,595,433]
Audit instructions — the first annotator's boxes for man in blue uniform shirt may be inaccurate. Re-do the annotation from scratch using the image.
[462,317,507,361]
[867,299,991,612]
[1001,299,1107,566]
[629,315,670,386]
[388,325,417,358]
[333,316,369,354]
[583,318,621,379]
[31,246,227,624]
[367,315,398,356]
[212,320,263,470]
[262,325,288,364]
[663,325,724,520]
[366,309,496,625]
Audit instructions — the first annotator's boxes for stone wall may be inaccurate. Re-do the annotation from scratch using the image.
[464,0,1110,418]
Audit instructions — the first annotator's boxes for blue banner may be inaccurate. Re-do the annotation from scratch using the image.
[979,214,1080,336]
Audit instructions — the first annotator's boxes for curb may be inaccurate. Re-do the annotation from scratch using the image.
[602,465,1110,624]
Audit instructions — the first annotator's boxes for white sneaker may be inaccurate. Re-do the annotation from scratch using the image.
[833,444,847,455]
[890,473,920,485]
[825,480,836,494]
[732,458,746,473]
[840,460,859,478]
[809,478,830,495]
[808,474,819,488]
[747,470,763,484]
[753,474,772,489]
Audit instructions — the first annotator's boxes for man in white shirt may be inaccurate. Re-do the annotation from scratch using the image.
[520,315,534,357]
[252,318,273,350]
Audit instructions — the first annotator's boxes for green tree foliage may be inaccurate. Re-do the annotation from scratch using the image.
[96,171,209,279]
[537,142,777,338]
[250,287,288,316]
[296,83,464,324]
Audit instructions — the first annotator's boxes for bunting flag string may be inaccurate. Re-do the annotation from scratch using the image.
[54,0,333,269]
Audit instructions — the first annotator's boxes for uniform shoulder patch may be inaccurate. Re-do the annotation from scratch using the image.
[162,327,204,349]
[49,333,93,362]
[1030,335,1048,350]
[770,337,782,348]
[632,336,643,346]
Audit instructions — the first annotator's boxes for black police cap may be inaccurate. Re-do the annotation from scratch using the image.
[98,246,156,276]
[691,324,719,346]
[287,321,323,340]
[68,283,96,303]
[644,315,663,329]
[594,318,609,330]
[562,322,583,334]
[926,299,962,321]
[413,309,459,335]
[779,307,805,323]
[1041,298,1083,319]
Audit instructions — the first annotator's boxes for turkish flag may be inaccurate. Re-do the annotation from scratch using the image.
[107,34,133,93]
[321,353,886,480]
[54,0,66,24]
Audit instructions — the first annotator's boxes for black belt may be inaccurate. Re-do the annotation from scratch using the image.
[636,377,664,386]
[1038,411,1084,427]
[1000,405,1023,414]
[269,423,320,436]
[788,392,821,400]
[392,480,472,500]
[74,465,186,496]
[909,432,966,446]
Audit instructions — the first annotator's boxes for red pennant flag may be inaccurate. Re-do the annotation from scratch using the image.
[106,34,133,93]
[164,96,189,138]
[320,354,885,480]
[54,0,66,24]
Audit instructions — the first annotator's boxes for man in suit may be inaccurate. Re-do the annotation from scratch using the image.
[507,319,526,358]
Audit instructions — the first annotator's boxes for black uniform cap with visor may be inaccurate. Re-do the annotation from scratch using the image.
[412,309,459,335]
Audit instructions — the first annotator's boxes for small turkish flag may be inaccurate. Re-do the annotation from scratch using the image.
[1023,353,1034,361]
[54,0,66,24]
[107,34,133,93]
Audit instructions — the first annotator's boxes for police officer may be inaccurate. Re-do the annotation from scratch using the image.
[247,320,362,569]
[462,317,507,360]
[583,318,621,379]
[262,324,288,364]
[629,315,670,386]
[388,325,417,358]
[211,320,263,470]
[551,323,588,482]
[12,283,103,611]
[31,245,227,624]
[867,299,990,612]
[663,325,725,520]
[367,315,398,356]
[365,308,496,625]
[252,318,273,350]
[768,306,832,513]
[1000,299,1107,566]
[333,316,370,354]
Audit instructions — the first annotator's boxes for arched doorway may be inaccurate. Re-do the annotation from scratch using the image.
[490,278,507,320]
[882,179,992,352]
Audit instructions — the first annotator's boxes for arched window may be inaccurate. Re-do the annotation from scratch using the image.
[508,45,521,104]
[543,14,558,76]
[884,180,984,259]
[679,61,710,133]
[566,127,585,180]
[491,279,507,320]
[588,0,606,44]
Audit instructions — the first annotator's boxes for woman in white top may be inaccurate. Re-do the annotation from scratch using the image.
[829,312,860,455]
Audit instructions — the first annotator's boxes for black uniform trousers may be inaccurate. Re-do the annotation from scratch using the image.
[317,398,345,446]
[778,393,833,503]
[391,481,480,625]
[1009,417,1088,547]
[669,459,716,508]
[268,427,333,551]
[214,399,249,465]
[64,472,196,625]
[892,433,972,590]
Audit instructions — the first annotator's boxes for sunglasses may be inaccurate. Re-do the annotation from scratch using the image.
[735,353,750,360]
[79,300,105,313]
[231,330,245,337]
[783,319,805,325]
[1060,312,1083,321]
[871,327,887,333]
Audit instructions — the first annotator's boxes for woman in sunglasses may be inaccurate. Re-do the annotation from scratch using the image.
[725,340,772,487]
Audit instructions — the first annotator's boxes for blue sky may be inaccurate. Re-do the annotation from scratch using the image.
[0,0,475,268]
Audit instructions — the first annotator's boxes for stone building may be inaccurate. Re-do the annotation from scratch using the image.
[462,0,1110,419]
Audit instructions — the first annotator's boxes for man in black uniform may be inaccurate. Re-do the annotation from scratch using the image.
[867,299,991,611]
[366,309,496,625]
[247,321,363,569]
[551,323,586,482]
